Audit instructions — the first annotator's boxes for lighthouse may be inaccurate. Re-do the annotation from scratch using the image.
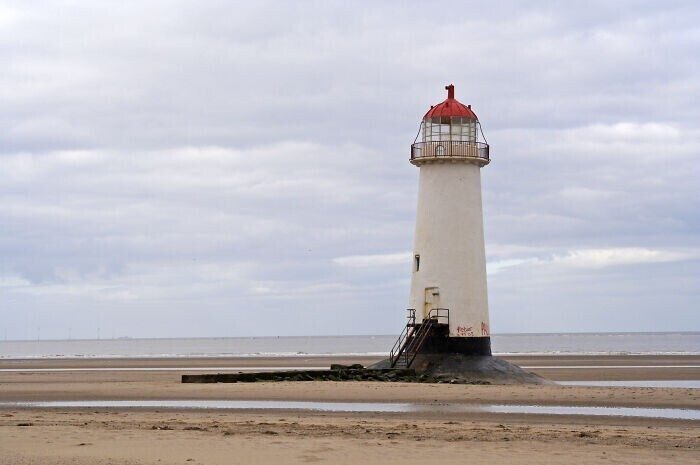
[374,85,546,383]
[380,83,521,375]
[407,84,492,356]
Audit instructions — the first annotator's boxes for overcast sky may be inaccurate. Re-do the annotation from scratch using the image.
[1,1,699,340]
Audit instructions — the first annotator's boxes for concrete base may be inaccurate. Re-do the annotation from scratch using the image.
[371,354,550,385]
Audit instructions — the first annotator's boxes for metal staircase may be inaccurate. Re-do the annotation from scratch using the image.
[389,308,449,368]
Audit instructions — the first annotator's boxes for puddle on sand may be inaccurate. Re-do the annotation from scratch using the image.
[0,367,327,373]
[560,380,700,389]
[1,400,698,421]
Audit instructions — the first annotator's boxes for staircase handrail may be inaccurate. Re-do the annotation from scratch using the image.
[427,308,449,326]
[404,318,436,368]
[389,309,416,366]
[389,325,410,366]
[389,308,450,368]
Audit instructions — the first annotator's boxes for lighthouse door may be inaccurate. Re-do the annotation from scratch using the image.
[423,287,440,319]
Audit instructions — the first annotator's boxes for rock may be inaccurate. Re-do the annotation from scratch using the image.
[151,425,173,430]
[330,363,365,370]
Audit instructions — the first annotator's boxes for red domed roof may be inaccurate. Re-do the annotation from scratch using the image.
[423,84,478,120]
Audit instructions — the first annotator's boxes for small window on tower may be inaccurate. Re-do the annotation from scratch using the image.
[414,254,420,271]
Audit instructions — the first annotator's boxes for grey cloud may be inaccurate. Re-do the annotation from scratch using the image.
[0,1,698,339]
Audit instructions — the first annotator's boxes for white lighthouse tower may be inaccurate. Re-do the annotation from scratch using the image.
[388,85,492,367]
[408,84,491,355]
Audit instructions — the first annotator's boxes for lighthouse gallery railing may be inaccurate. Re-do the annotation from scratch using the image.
[411,141,489,162]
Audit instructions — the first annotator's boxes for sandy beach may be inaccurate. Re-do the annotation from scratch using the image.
[1,355,698,464]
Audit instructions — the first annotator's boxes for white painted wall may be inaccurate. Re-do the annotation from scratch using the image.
[408,160,490,339]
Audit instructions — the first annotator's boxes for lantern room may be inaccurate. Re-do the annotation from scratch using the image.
[410,84,490,165]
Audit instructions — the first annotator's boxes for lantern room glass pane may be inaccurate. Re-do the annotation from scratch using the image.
[422,117,480,143]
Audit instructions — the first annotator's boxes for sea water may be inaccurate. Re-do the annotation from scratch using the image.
[1,332,698,359]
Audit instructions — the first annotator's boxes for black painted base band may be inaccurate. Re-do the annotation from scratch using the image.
[444,336,492,356]
[419,329,492,356]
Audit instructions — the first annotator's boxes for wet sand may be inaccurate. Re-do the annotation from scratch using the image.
[1,355,698,464]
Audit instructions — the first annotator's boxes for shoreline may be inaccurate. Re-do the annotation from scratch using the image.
[0,355,698,407]
[1,354,698,464]
[2,354,699,380]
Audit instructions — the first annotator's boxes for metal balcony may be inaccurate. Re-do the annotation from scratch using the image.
[410,141,490,164]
